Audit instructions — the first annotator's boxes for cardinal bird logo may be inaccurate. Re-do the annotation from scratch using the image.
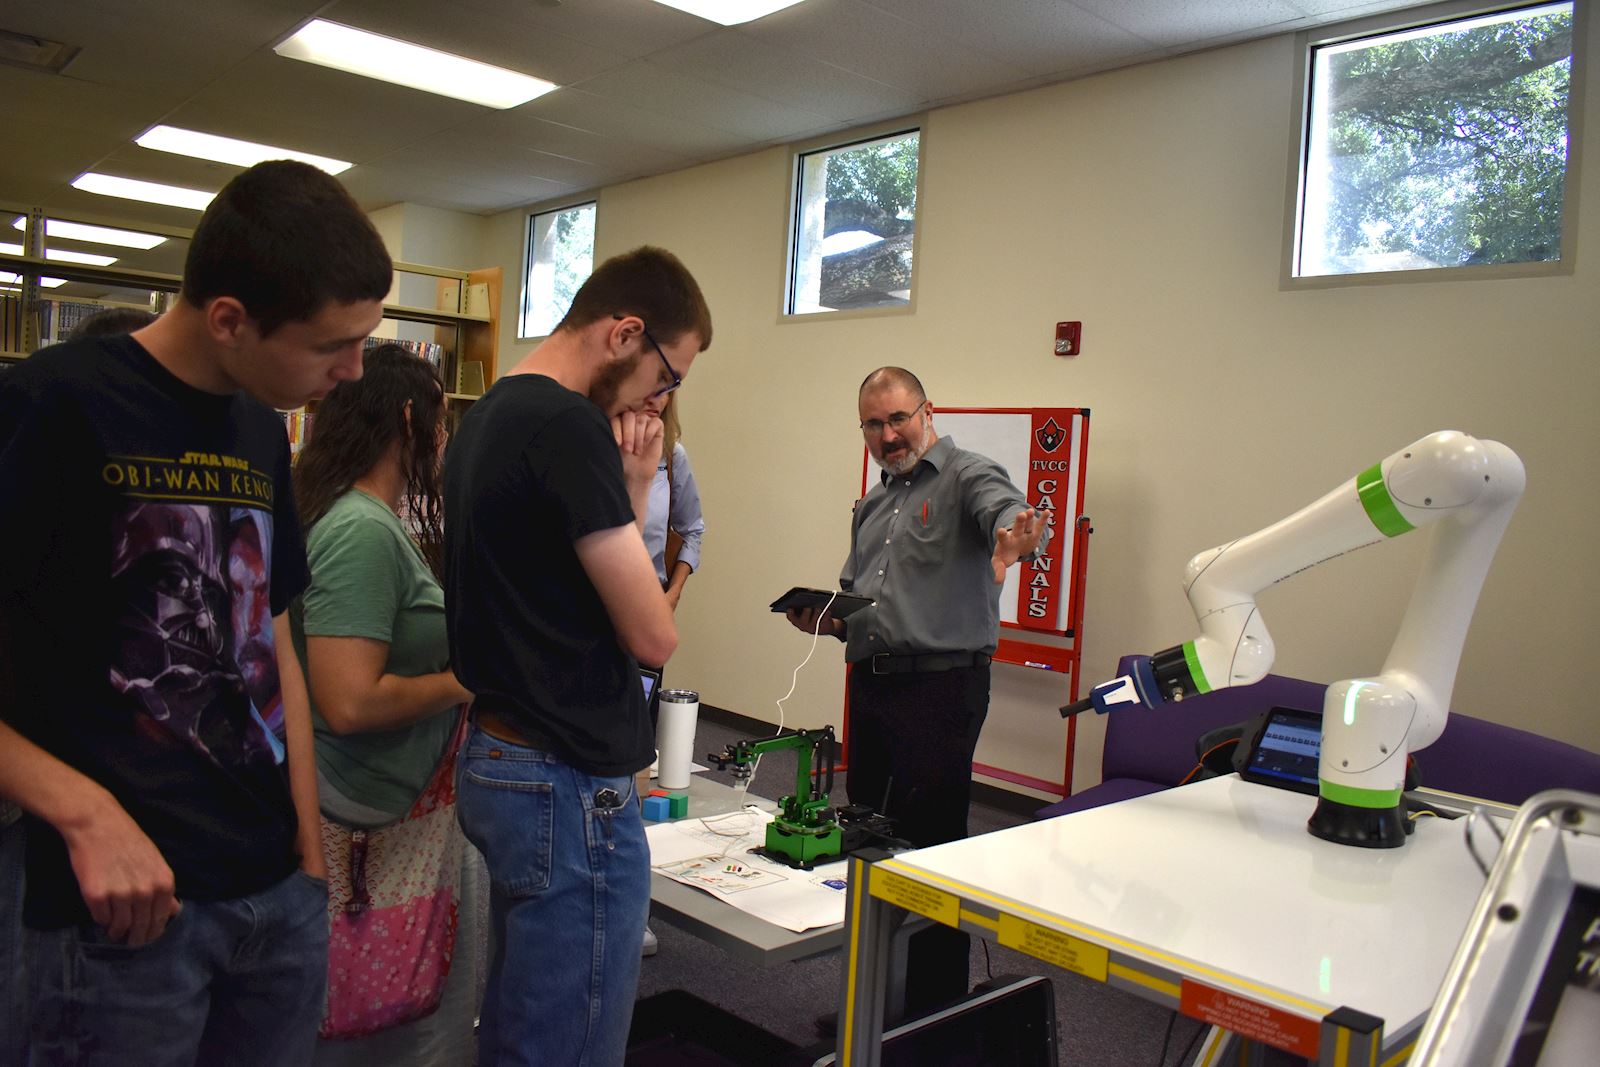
[1035,417,1065,453]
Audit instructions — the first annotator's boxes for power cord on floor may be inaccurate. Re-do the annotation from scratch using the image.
[1173,1019,1205,1065]
[1156,1010,1178,1066]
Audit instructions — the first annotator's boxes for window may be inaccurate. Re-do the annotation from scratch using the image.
[788,129,920,315]
[519,201,595,338]
[1294,3,1575,279]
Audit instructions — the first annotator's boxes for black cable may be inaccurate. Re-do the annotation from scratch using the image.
[1174,1019,1205,1066]
[1156,1010,1177,1066]
[980,937,993,980]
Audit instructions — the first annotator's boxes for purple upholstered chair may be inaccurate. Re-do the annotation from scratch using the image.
[1035,654,1600,820]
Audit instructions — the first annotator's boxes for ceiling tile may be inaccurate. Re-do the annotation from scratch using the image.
[522,88,758,160]
[645,28,922,122]
[863,0,1161,79]
[1068,0,1306,48]
[573,62,833,142]
[740,0,1032,104]
[443,0,721,60]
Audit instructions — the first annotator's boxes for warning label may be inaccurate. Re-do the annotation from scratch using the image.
[1179,980,1320,1059]
[997,914,1109,981]
[868,869,961,927]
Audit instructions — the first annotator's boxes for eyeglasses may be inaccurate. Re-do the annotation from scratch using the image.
[860,400,926,437]
[641,325,682,399]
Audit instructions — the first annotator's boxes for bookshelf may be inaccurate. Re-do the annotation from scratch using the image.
[2,211,502,403]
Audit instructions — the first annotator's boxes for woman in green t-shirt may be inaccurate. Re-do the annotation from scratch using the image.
[290,344,480,1066]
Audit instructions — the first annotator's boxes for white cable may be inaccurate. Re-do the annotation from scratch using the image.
[750,590,840,789]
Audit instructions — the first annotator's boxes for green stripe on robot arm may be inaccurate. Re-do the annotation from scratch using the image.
[1181,642,1213,694]
[1319,780,1403,808]
[1356,462,1415,538]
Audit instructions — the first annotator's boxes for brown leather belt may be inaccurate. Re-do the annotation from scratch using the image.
[474,707,560,751]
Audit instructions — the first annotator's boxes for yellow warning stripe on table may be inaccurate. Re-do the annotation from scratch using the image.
[868,867,961,927]
[997,913,1109,981]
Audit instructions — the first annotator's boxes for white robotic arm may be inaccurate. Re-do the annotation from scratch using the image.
[1065,430,1525,847]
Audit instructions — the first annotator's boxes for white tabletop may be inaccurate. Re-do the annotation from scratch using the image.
[881,776,1489,1032]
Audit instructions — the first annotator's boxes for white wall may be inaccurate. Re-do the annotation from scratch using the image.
[471,18,1600,789]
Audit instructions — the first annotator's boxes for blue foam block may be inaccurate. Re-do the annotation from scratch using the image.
[642,795,672,821]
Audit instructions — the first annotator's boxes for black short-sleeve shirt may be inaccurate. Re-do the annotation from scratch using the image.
[0,335,308,928]
[443,374,652,776]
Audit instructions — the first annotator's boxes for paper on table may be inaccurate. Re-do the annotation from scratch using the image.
[646,811,849,932]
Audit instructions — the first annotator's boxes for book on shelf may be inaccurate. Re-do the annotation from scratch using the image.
[362,335,446,373]
[280,409,314,457]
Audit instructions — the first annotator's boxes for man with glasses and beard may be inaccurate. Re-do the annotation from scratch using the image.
[444,246,711,1067]
[785,366,1049,1023]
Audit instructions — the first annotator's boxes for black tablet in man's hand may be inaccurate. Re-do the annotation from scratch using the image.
[770,587,874,619]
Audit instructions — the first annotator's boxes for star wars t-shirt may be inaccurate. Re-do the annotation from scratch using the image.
[0,334,309,928]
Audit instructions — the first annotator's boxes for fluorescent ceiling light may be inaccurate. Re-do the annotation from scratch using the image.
[0,242,117,267]
[72,173,215,211]
[0,273,67,288]
[274,19,557,109]
[10,218,167,250]
[647,0,808,25]
[136,125,353,175]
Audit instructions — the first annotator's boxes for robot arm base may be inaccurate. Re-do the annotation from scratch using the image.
[1308,796,1408,849]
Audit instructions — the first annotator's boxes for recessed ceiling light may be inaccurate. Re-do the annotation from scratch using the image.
[274,19,558,109]
[135,125,353,175]
[0,272,67,288]
[71,173,215,211]
[0,242,117,266]
[10,218,167,250]
[647,0,808,25]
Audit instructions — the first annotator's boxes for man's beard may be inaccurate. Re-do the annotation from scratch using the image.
[590,350,643,415]
[875,440,923,476]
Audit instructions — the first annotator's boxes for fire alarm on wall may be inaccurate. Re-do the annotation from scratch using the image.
[1054,321,1082,356]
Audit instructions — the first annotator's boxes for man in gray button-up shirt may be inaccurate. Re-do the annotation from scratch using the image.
[786,366,1047,1015]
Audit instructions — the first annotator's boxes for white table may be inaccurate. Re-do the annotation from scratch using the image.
[648,775,845,966]
[835,775,1501,1066]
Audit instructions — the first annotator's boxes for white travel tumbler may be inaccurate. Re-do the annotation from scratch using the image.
[656,689,699,790]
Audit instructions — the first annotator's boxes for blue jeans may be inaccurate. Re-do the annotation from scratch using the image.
[455,725,649,1067]
[24,869,328,1066]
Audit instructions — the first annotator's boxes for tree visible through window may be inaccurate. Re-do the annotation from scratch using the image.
[520,202,595,337]
[1298,3,1573,277]
[789,130,920,314]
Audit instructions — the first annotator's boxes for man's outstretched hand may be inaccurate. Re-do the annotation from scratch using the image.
[991,508,1050,584]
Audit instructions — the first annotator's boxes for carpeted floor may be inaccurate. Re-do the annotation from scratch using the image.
[635,715,1210,1066]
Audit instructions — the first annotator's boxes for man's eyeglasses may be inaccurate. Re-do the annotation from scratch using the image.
[860,400,926,437]
[642,325,682,399]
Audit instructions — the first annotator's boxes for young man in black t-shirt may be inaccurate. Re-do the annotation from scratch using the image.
[445,247,711,1066]
[0,160,392,1065]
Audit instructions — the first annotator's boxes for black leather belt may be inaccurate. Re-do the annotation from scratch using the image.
[869,651,991,675]
[474,708,560,751]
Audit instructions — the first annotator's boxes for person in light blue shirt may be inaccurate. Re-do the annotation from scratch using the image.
[641,391,704,611]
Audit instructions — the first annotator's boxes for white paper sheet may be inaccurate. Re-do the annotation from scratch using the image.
[646,810,849,932]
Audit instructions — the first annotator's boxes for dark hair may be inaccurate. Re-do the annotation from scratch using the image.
[293,345,447,578]
[860,366,926,401]
[65,307,157,341]
[556,246,712,351]
[183,161,393,338]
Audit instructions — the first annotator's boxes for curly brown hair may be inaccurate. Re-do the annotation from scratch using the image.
[293,344,447,578]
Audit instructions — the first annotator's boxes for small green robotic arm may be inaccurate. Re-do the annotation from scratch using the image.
[708,727,843,869]
[709,727,837,829]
